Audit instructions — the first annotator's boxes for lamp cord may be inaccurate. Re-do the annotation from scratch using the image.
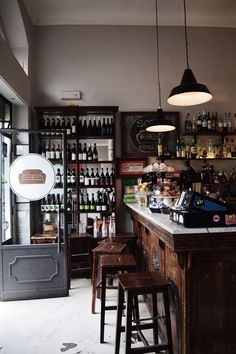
[155,0,161,108]
[183,0,190,68]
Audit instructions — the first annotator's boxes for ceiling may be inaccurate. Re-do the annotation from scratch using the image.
[22,0,236,28]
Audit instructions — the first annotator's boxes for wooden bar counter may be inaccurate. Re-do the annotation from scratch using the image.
[125,203,236,354]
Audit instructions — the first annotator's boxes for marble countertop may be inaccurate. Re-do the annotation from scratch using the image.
[125,203,236,235]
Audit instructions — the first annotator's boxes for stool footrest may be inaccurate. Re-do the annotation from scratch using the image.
[120,322,160,332]
[105,305,117,310]
[129,343,170,354]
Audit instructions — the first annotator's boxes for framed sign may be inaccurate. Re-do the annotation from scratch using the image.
[15,144,29,156]
[117,158,147,176]
[120,111,179,157]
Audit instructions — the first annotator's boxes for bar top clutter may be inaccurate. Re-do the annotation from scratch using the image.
[125,203,236,251]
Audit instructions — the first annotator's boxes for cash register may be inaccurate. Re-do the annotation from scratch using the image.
[169,191,236,228]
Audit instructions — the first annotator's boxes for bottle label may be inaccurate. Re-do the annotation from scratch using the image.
[71,153,76,161]
[55,151,60,159]
[72,126,76,134]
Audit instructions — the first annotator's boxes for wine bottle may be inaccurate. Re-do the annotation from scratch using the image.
[87,117,93,136]
[82,143,87,161]
[67,190,73,212]
[44,195,51,212]
[79,193,85,211]
[71,169,76,187]
[66,143,71,162]
[96,191,102,211]
[55,168,62,188]
[84,193,90,211]
[78,117,83,135]
[50,144,56,160]
[71,117,76,135]
[71,143,76,161]
[41,143,46,157]
[79,168,85,186]
[101,192,108,211]
[41,198,46,212]
[92,143,98,161]
[82,117,87,136]
[90,193,96,211]
[51,117,56,136]
[45,143,50,159]
[90,168,95,186]
[50,194,56,212]
[84,168,90,186]
[55,144,61,160]
[61,117,66,131]
[102,118,107,136]
[100,168,105,186]
[101,216,107,237]
[66,118,72,136]
[67,168,72,187]
[109,167,115,186]
[78,143,83,160]
[45,118,51,136]
[94,167,100,186]
[87,143,93,161]
[97,117,102,136]
[56,117,61,136]
[92,116,97,136]
[105,168,110,186]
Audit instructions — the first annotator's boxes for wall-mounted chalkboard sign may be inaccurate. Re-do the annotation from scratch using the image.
[120,111,179,158]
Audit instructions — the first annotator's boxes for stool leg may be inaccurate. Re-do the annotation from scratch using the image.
[125,291,133,354]
[91,253,98,314]
[152,291,159,348]
[115,282,124,354]
[100,267,106,343]
[163,288,173,354]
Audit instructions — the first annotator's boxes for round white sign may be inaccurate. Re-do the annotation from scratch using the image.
[9,154,56,201]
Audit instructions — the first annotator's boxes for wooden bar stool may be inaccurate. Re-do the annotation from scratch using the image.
[115,271,173,354]
[99,254,137,343]
[91,242,127,314]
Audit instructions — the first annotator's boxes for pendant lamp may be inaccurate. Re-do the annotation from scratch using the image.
[167,0,212,106]
[146,0,175,133]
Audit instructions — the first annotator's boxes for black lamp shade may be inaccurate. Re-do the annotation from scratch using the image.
[146,108,176,133]
[167,68,212,106]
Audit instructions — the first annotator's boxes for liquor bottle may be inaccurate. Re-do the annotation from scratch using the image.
[67,190,73,212]
[55,168,62,188]
[217,112,223,133]
[51,117,56,136]
[102,118,107,136]
[157,138,163,158]
[82,143,88,161]
[55,144,61,160]
[84,168,90,186]
[207,112,212,131]
[79,168,85,186]
[191,115,197,133]
[108,215,116,237]
[97,117,102,136]
[66,118,72,136]
[71,117,76,135]
[67,168,72,187]
[92,143,98,161]
[71,143,77,161]
[66,143,71,162]
[201,111,208,132]
[190,139,197,159]
[90,193,96,211]
[100,168,105,186]
[78,143,83,160]
[92,117,97,136]
[175,140,181,158]
[223,113,228,133]
[184,111,192,133]
[227,113,233,133]
[110,167,115,186]
[87,117,93,136]
[211,112,216,131]
[84,193,90,211]
[105,168,110,186]
[180,139,186,159]
[196,112,202,132]
[87,143,93,161]
[82,117,87,136]
[90,168,95,186]
[94,168,100,186]
[71,169,76,187]
[56,117,61,135]
[101,216,107,237]
[79,193,85,211]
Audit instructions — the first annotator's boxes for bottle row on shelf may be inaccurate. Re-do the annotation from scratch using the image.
[40,115,114,137]
[54,167,115,189]
[93,215,116,238]
[176,137,236,159]
[184,110,236,135]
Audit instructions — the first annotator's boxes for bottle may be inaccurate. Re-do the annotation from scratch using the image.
[90,193,96,211]
[196,112,202,132]
[180,139,186,158]
[55,117,61,136]
[90,168,95,186]
[101,192,108,211]
[92,143,98,161]
[84,168,90,186]
[184,111,192,133]
[97,117,102,136]
[78,117,83,135]
[40,116,46,130]
[71,169,76,187]
[190,139,197,159]
[82,117,87,136]
[67,190,73,212]
[94,168,100,186]
[55,194,61,212]
[50,194,56,212]
[211,112,216,131]
[44,195,51,212]
[66,143,71,162]
[93,217,99,238]
[100,168,105,186]
[101,216,107,237]
[79,193,85,211]
[87,143,93,161]
[201,111,208,132]
[45,144,50,159]
[45,118,51,136]
[105,168,110,186]
[157,138,163,158]
[61,117,66,131]
[41,198,46,212]
[223,113,228,133]
[55,168,62,188]
[207,112,212,131]
[78,143,83,161]
[108,214,116,238]
[217,113,223,133]
[82,143,88,161]
[84,193,90,211]
[102,118,107,136]
[92,117,97,136]
[96,191,102,211]
[110,167,115,186]
[87,117,93,136]
[55,144,61,160]
[71,143,77,161]
[51,117,56,136]
[227,113,233,133]
[50,144,56,160]
[191,115,197,133]
[79,168,85,186]
[176,139,181,158]
[110,117,115,136]
[207,138,214,159]
[71,117,76,135]
[41,143,46,157]
[67,168,71,187]
[66,118,72,136]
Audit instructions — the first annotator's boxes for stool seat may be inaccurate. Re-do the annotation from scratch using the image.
[99,254,137,343]
[91,242,127,314]
[115,271,173,354]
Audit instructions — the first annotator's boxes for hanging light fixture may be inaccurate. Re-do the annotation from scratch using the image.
[146,0,175,133]
[167,0,212,106]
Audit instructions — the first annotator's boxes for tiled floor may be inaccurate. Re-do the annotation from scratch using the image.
[0,278,154,354]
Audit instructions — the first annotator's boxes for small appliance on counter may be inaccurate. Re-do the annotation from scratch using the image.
[170,191,236,228]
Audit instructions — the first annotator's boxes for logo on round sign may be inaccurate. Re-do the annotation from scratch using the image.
[213,214,220,223]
